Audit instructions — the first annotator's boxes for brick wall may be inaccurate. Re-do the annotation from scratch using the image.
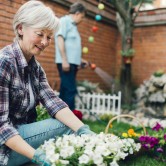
[132,25,166,85]
[115,8,166,88]
[114,24,166,87]
[0,0,166,91]
[0,0,118,91]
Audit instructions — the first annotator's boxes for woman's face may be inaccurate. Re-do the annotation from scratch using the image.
[18,25,53,59]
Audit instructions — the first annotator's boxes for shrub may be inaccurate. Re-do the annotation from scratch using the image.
[36,105,50,121]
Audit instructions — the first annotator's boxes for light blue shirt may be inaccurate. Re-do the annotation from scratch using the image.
[55,15,82,65]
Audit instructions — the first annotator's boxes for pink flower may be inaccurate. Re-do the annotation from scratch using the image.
[164,134,166,141]
[139,136,159,150]
[139,122,165,159]
[157,147,163,153]
[152,122,164,131]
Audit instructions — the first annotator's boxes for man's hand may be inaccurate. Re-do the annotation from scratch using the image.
[79,59,89,69]
[62,60,70,72]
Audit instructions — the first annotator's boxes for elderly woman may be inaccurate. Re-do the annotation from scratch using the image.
[0,1,93,166]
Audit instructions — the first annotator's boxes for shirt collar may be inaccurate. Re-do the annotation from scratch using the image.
[12,41,36,69]
[68,15,76,25]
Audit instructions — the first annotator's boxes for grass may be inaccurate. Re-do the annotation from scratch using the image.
[83,119,166,166]
[83,119,144,136]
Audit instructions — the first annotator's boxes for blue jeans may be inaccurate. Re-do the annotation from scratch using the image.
[7,118,73,166]
[57,64,78,110]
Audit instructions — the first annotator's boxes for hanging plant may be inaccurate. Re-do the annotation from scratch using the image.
[120,48,135,57]
[120,49,135,64]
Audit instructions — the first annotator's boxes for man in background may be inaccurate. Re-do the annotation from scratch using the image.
[55,2,88,111]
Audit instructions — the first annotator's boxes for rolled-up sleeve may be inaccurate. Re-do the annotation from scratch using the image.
[56,17,68,39]
[38,65,68,117]
[0,58,19,145]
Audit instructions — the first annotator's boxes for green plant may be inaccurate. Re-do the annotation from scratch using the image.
[86,120,166,166]
[153,69,165,77]
[99,113,114,123]
[36,105,50,121]
[120,48,135,57]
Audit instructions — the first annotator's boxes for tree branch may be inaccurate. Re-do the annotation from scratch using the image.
[132,0,144,22]
[114,0,129,22]
[116,12,125,36]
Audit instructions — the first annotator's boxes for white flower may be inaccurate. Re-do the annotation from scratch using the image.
[60,146,75,158]
[41,132,141,166]
[92,153,103,165]
[129,147,133,154]
[59,159,69,165]
[84,149,94,157]
[99,164,107,166]
[55,137,63,148]
[135,143,141,151]
[110,160,119,166]
[45,145,55,156]
[79,154,90,164]
[127,138,134,144]
[115,150,128,160]
[47,153,60,163]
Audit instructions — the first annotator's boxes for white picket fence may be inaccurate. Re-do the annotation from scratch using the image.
[75,92,121,116]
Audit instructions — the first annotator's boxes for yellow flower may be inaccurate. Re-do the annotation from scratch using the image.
[122,133,128,138]
[134,133,141,137]
[128,129,135,135]
[109,124,113,128]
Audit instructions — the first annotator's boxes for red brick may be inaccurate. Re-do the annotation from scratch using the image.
[1,0,166,91]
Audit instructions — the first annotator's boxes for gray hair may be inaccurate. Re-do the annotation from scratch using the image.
[69,2,86,14]
[13,0,59,40]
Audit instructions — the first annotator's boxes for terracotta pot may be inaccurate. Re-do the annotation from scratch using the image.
[123,57,133,64]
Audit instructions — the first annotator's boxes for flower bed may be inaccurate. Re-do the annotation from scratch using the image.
[40,133,141,166]
[139,122,166,161]
[120,122,166,162]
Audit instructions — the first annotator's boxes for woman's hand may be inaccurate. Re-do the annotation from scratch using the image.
[32,148,51,166]
[76,125,95,136]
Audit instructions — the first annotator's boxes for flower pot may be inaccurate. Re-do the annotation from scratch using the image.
[123,57,133,64]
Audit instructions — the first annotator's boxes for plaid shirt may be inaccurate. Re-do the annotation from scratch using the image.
[0,42,68,165]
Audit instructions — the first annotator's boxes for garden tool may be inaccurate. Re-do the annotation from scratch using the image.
[80,61,96,70]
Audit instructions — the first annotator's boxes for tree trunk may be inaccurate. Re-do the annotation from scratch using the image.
[113,0,154,105]
[120,63,132,104]
[120,21,133,105]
